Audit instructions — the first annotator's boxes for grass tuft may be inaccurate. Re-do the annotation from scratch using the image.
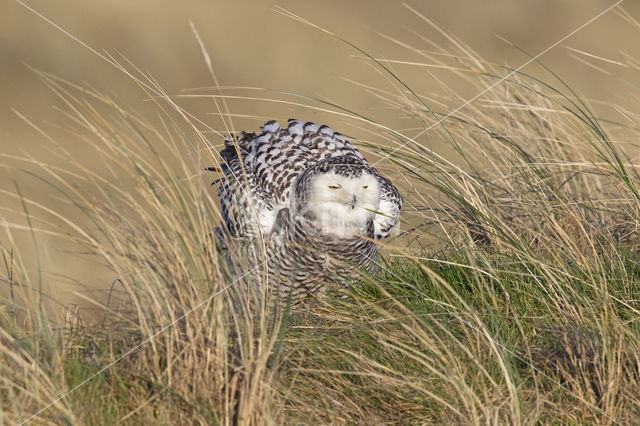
[2,16,640,424]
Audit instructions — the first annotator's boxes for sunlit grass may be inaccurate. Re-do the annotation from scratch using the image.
[2,9,640,424]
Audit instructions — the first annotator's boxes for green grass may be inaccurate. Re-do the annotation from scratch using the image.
[277,252,640,423]
[2,12,640,425]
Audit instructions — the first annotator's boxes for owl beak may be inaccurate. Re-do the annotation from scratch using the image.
[350,195,357,209]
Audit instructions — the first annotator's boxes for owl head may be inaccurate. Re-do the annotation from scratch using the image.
[291,156,381,238]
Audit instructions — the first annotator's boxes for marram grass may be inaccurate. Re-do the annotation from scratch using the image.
[2,25,640,425]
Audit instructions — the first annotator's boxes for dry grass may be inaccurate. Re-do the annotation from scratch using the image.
[2,11,640,425]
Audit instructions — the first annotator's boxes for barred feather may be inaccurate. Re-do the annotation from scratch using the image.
[214,119,402,304]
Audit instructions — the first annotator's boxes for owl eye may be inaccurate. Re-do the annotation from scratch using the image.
[362,185,368,189]
[328,185,341,190]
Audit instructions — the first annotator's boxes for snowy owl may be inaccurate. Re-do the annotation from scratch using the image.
[216,119,402,304]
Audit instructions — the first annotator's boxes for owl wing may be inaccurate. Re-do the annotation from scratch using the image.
[373,174,403,239]
[218,132,276,238]
[248,119,367,206]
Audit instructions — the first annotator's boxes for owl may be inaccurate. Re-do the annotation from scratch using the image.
[216,119,402,305]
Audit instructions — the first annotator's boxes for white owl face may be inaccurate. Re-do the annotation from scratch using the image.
[303,171,381,238]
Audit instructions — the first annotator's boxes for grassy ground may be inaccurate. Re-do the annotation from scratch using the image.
[2,20,640,425]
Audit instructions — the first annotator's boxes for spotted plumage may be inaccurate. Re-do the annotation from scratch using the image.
[216,119,402,304]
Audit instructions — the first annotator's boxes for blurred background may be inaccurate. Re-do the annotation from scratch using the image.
[2,0,639,316]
